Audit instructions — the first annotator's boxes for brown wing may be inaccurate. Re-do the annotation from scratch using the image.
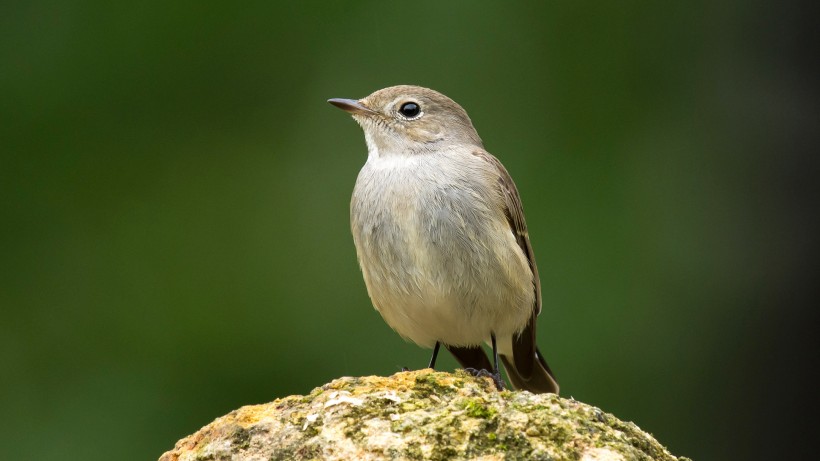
[471,149,541,314]
[472,149,541,378]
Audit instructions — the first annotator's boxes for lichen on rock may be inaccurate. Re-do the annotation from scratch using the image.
[158,370,689,461]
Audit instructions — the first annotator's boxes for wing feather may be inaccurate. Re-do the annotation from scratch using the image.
[471,149,541,378]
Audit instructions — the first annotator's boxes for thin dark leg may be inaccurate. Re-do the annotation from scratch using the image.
[483,333,504,390]
[428,342,441,369]
[491,334,500,374]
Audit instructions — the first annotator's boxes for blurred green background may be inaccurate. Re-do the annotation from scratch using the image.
[2,1,816,460]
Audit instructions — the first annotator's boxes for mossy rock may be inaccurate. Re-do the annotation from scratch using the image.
[159,370,689,461]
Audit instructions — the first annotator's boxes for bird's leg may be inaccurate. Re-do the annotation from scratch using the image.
[427,342,441,369]
[402,341,440,372]
[491,334,500,372]
[488,333,505,390]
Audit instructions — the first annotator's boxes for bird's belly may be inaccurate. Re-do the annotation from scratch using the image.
[352,184,534,348]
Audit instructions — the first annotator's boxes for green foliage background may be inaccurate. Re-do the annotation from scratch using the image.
[2,2,815,460]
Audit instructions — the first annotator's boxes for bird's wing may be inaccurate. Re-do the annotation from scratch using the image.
[471,149,541,314]
[472,149,541,378]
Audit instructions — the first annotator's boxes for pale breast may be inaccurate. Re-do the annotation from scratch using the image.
[350,152,534,347]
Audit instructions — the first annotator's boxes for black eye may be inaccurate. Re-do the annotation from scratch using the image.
[399,102,421,118]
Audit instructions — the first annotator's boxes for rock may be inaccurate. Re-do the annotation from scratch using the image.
[158,370,689,461]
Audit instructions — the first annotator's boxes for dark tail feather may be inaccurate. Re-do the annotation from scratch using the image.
[445,344,493,370]
[447,343,558,394]
[500,347,559,394]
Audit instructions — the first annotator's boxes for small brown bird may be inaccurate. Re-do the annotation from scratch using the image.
[329,85,559,393]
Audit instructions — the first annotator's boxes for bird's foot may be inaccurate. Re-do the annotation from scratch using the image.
[464,367,505,391]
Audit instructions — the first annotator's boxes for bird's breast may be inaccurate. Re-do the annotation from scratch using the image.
[351,154,496,285]
[349,153,534,347]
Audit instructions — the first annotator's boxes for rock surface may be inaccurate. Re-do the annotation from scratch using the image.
[159,370,689,461]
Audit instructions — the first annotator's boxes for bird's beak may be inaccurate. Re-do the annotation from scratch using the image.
[327,98,377,115]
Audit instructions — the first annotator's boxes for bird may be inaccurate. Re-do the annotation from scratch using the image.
[328,85,559,394]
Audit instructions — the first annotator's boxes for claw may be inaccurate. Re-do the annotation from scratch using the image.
[464,367,505,391]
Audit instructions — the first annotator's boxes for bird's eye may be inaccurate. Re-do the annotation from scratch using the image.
[398,102,421,118]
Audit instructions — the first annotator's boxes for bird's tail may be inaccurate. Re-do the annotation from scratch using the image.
[500,347,559,394]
